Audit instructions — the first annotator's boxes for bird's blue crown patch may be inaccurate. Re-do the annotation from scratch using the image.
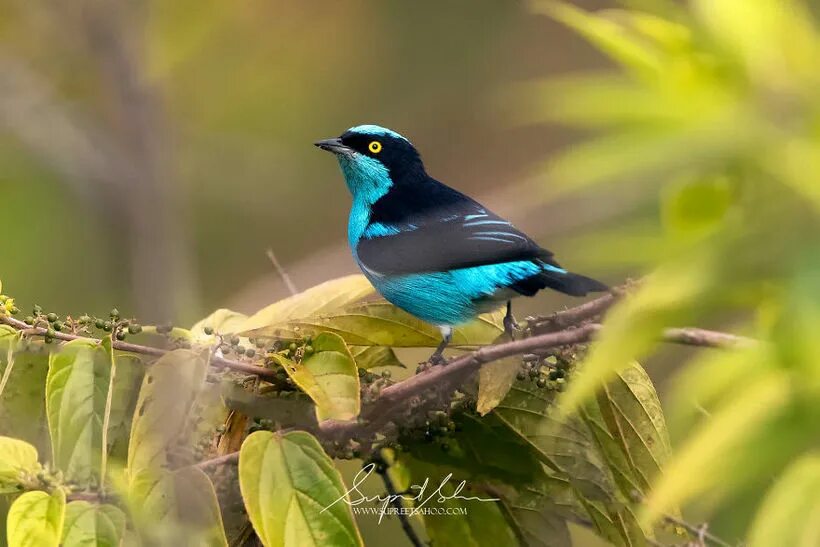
[347,125,410,143]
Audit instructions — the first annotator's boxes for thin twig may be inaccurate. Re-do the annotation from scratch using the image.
[380,468,425,547]
[662,513,733,547]
[197,451,239,470]
[266,249,298,296]
[0,315,277,381]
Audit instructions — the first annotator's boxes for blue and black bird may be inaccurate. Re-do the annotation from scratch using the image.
[315,125,607,361]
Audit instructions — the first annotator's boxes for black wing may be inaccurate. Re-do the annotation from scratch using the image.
[356,208,558,276]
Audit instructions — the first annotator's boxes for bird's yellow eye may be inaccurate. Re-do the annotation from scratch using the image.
[368,141,382,154]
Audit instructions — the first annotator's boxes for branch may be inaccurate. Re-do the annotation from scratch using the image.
[0,315,277,381]
[1,281,755,449]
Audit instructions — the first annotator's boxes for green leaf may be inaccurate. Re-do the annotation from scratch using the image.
[239,275,375,335]
[476,333,518,416]
[127,349,209,478]
[403,458,518,547]
[584,361,672,498]
[223,383,318,430]
[495,481,572,547]
[0,339,49,450]
[0,437,40,494]
[61,501,126,547]
[661,174,734,238]
[238,430,363,547]
[7,489,66,547]
[532,1,662,77]
[46,340,109,484]
[103,354,144,462]
[748,454,820,547]
[247,301,503,348]
[559,257,712,415]
[349,345,404,370]
[642,371,790,526]
[129,467,228,546]
[269,333,360,421]
[493,382,652,545]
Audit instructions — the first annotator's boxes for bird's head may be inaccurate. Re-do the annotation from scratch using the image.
[315,125,425,201]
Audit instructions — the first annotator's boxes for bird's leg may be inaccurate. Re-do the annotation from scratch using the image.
[428,326,453,366]
[503,300,519,340]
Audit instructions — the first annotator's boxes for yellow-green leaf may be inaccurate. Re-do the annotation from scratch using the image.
[748,454,820,547]
[247,301,503,348]
[349,345,403,370]
[238,430,363,547]
[476,333,519,416]
[190,308,249,340]
[0,436,40,493]
[61,501,126,547]
[269,333,360,421]
[533,1,662,77]
[239,275,375,335]
[7,489,65,547]
[127,349,209,478]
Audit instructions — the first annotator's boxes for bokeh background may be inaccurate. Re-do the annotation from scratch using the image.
[16,1,817,546]
[0,0,621,327]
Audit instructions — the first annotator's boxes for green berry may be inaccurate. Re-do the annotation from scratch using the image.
[304,345,314,356]
[516,371,527,381]
[33,305,42,314]
[103,321,112,332]
[116,331,127,341]
[44,335,53,344]
[236,346,245,355]
[203,326,214,335]
[46,313,58,323]
[245,348,256,357]
[9,307,18,315]
[230,336,240,346]
[536,378,547,389]
[46,327,56,338]
[288,342,297,352]
[110,308,120,319]
[53,321,64,332]
[128,324,142,335]
[95,319,105,329]
[24,316,34,325]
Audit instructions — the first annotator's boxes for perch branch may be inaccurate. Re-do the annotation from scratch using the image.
[0,281,755,447]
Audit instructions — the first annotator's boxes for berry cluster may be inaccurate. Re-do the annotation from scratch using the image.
[21,306,142,344]
[517,349,579,392]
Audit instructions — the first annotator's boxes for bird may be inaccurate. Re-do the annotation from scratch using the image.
[315,124,607,362]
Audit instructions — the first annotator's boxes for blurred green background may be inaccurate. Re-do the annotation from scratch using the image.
[0,0,619,327]
[15,1,820,545]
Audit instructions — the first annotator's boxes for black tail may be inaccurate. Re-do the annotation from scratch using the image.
[511,269,608,297]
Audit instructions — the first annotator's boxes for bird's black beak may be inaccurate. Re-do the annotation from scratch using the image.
[314,137,352,155]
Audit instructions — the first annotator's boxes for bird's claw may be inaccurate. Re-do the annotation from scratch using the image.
[428,351,447,367]
[503,314,519,340]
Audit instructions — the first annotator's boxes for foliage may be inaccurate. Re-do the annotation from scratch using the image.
[0,272,681,546]
[1,0,818,545]
[526,0,820,540]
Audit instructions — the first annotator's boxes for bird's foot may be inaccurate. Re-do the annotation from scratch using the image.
[428,351,447,367]
[503,301,519,340]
